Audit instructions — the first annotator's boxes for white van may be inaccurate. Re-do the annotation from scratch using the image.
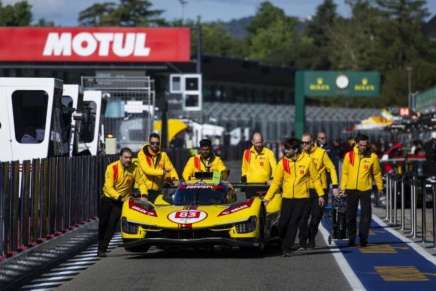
[0,78,105,162]
[63,84,104,156]
[0,78,67,162]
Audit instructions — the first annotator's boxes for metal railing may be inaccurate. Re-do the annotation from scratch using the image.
[0,155,117,259]
[383,160,436,247]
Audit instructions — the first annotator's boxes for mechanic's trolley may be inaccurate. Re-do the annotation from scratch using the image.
[327,195,348,245]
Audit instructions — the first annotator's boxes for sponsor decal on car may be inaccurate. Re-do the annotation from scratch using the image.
[168,210,207,224]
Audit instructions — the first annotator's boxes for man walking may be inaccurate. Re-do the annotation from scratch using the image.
[341,134,383,247]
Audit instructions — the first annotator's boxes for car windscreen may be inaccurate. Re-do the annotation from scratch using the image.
[172,185,228,205]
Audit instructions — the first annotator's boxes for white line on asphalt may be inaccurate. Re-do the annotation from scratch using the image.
[74,254,97,258]
[67,258,99,263]
[59,261,95,267]
[372,215,436,266]
[51,266,89,271]
[22,281,63,288]
[31,275,75,283]
[40,270,80,277]
[77,250,98,254]
[319,223,366,291]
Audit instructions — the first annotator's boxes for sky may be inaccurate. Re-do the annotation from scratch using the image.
[3,0,436,26]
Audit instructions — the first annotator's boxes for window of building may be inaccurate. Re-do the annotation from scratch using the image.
[12,90,48,144]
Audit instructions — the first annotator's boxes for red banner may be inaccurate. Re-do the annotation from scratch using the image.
[0,27,191,62]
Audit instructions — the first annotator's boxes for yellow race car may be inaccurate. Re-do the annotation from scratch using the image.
[121,175,282,254]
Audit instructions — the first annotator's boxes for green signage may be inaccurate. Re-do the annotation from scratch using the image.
[415,86,436,113]
[294,70,381,138]
[303,71,380,97]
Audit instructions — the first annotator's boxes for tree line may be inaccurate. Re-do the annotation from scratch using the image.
[1,0,436,108]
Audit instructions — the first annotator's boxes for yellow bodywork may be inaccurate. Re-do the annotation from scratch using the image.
[120,187,282,244]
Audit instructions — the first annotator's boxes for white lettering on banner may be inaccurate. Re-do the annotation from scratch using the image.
[72,32,97,56]
[93,33,113,56]
[113,33,135,57]
[42,32,151,57]
[43,33,72,56]
[134,33,151,56]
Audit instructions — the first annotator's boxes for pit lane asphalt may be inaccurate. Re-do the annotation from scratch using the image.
[55,239,351,291]
[55,161,351,291]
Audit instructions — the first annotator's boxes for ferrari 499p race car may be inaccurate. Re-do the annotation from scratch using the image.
[121,174,282,254]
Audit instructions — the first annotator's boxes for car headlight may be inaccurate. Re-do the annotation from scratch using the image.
[235,216,257,233]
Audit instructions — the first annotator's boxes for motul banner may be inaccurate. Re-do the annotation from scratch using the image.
[0,27,191,62]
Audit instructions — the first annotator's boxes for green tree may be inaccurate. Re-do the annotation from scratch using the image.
[246,1,288,36]
[305,0,338,69]
[197,22,247,57]
[375,0,430,68]
[0,0,32,26]
[328,1,385,70]
[78,0,165,27]
[78,2,117,26]
[246,1,300,65]
[35,18,55,27]
[248,18,299,65]
[114,0,165,26]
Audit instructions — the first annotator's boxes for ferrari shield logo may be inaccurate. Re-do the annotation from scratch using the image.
[168,210,207,224]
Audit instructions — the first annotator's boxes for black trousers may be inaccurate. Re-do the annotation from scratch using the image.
[346,190,372,242]
[279,198,309,251]
[299,189,325,244]
[98,196,122,252]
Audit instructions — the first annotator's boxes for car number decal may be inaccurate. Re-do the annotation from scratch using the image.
[168,210,207,224]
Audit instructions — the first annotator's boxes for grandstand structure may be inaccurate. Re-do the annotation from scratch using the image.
[183,102,379,141]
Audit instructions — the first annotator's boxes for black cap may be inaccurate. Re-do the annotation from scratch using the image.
[199,139,212,147]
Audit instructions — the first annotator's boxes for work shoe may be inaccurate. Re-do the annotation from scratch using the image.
[348,240,356,247]
[297,242,307,251]
[307,240,316,249]
[282,250,293,257]
[359,240,368,247]
[97,250,107,257]
[296,245,306,252]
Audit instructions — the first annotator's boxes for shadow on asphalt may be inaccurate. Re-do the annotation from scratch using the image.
[113,245,349,260]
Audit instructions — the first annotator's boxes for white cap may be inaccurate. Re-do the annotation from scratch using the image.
[432,131,436,139]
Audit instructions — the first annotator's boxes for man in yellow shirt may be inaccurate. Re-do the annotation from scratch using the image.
[99,147,148,257]
[137,133,179,202]
[264,138,324,257]
[241,132,277,198]
[341,134,383,247]
[299,133,339,249]
[183,139,228,181]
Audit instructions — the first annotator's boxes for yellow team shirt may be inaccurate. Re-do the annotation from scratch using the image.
[241,146,277,183]
[306,145,338,189]
[264,153,324,200]
[137,145,179,191]
[341,146,383,192]
[182,154,227,181]
[102,160,148,201]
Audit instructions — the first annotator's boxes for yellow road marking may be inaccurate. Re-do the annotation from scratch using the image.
[375,266,429,281]
[359,244,397,254]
